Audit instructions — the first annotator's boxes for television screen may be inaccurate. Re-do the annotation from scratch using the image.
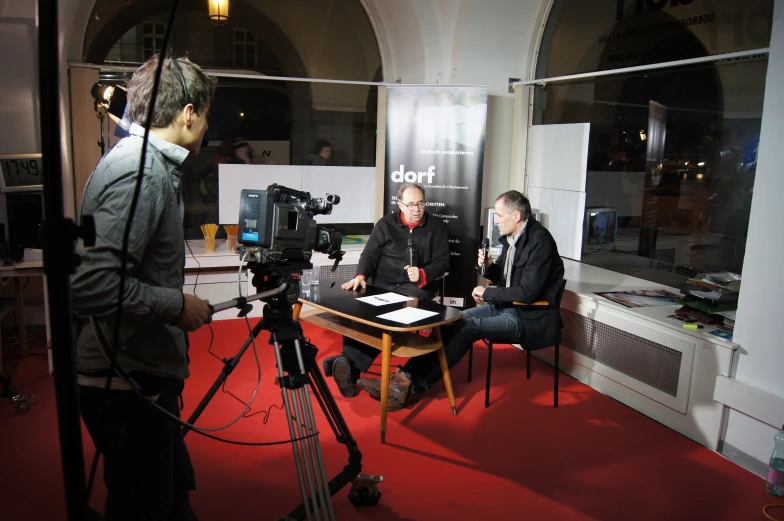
[585,208,617,247]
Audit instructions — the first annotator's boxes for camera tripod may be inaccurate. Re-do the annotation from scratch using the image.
[183,263,382,521]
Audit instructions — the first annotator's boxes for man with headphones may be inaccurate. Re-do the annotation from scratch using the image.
[72,56,215,520]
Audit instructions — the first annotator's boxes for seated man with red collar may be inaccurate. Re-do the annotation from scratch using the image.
[322,182,450,399]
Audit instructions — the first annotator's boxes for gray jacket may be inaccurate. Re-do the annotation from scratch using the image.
[72,124,189,380]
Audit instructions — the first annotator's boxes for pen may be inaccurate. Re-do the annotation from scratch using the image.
[376,297,390,303]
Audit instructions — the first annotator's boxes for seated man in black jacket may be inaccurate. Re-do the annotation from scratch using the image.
[322,182,450,397]
[356,190,564,408]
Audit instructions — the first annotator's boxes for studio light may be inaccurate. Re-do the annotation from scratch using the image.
[208,0,229,26]
[90,83,128,155]
[90,83,127,119]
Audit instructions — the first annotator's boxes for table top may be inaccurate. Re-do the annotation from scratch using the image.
[0,260,44,275]
[298,279,462,332]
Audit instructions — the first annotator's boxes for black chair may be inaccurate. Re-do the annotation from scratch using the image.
[467,279,567,408]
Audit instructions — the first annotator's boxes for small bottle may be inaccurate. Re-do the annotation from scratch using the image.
[767,424,784,496]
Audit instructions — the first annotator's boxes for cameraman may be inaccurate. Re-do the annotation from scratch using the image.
[72,56,215,520]
[323,182,449,398]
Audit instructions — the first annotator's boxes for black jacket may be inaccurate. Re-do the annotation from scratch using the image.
[357,211,450,292]
[483,218,565,351]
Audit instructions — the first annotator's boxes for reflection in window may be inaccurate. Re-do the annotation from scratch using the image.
[181,78,378,240]
[142,22,165,62]
[534,57,767,286]
[233,29,257,69]
[536,0,773,79]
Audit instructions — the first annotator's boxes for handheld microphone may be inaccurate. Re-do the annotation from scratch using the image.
[480,238,490,276]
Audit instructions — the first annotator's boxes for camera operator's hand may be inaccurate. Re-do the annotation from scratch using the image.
[403,265,420,283]
[341,276,367,291]
[178,294,212,332]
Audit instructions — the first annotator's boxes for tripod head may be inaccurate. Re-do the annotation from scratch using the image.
[247,260,313,323]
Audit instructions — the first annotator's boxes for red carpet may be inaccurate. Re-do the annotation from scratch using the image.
[0,318,777,520]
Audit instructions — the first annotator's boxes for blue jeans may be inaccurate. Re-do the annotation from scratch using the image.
[404,303,524,393]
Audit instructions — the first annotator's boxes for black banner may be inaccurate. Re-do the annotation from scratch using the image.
[385,85,488,307]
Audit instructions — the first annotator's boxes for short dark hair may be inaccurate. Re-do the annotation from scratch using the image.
[397,182,426,202]
[496,190,531,221]
[315,139,332,154]
[128,55,216,128]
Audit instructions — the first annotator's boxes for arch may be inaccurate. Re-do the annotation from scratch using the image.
[83,0,309,80]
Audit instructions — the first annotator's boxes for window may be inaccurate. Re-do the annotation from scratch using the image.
[180,77,378,240]
[233,29,257,70]
[532,0,774,286]
[141,22,166,61]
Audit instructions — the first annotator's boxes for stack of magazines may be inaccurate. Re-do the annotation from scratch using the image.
[676,272,741,327]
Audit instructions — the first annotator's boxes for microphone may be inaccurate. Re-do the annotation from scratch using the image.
[480,238,490,276]
[408,230,414,266]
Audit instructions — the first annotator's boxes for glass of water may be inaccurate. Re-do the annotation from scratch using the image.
[310,267,320,286]
[301,269,312,286]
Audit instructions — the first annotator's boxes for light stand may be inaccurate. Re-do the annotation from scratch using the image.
[186,263,382,521]
[95,103,106,156]
[38,1,96,520]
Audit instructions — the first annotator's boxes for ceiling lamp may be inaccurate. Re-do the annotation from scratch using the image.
[208,0,229,26]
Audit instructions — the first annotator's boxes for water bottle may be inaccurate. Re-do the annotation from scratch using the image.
[767,424,784,496]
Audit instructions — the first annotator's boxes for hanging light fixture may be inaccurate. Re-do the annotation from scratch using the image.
[208,0,229,26]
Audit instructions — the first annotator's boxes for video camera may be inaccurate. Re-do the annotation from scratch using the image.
[237,183,344,266]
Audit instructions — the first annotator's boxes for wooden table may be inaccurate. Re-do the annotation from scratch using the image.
[294,280,462,442]
[0,260,49,375]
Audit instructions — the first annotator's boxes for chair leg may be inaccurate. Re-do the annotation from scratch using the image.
[484,341,493,408]
[554,343,560,408]
[467,344,473,383]
[526,349,531,379]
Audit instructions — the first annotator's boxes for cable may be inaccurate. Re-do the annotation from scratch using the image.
[87,0,182,502]
[764,504,784,521]
[184,238,221,363]
[89,316,316,445]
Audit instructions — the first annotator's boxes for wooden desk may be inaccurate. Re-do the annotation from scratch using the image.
[294,280,462,442]
[0,260,49,374]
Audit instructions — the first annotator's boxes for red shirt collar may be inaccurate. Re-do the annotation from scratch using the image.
[400,212,423,230]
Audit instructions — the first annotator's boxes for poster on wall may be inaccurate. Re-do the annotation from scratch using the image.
[385,85,488,307]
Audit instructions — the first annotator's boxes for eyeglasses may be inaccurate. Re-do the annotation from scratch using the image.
[400,201,425,210]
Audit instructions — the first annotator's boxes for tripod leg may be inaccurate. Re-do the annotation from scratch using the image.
[183,319,266,437]
[271,337,314,521]
[292,338,335,521]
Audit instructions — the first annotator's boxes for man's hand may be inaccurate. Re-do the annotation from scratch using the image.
[341,276,367,291]
[178,294,211,332]
[403,265,420,283]
[477,248,493,269]
[472,285,486,303]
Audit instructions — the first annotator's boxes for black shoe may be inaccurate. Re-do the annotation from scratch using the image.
[322,354,341,377]
[331,355,357,398]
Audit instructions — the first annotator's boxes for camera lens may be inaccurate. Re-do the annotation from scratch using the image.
[326,194,340,204]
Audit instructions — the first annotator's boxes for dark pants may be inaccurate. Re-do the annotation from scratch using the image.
[345,301,524,394]
[79,378,198,521]
[342,280,432,377]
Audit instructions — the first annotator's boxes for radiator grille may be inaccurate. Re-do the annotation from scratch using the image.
[561,309,682,397]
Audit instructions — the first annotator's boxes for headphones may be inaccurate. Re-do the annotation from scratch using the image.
[169,58,195,107]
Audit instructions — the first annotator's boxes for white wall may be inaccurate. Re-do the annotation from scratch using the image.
[724,0,784,464]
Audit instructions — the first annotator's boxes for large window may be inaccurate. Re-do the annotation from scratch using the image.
[533,0,773,286]
[180,77,378,240]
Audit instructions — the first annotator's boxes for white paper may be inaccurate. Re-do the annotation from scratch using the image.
[376,307,439,324]
[356,293,414,306]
